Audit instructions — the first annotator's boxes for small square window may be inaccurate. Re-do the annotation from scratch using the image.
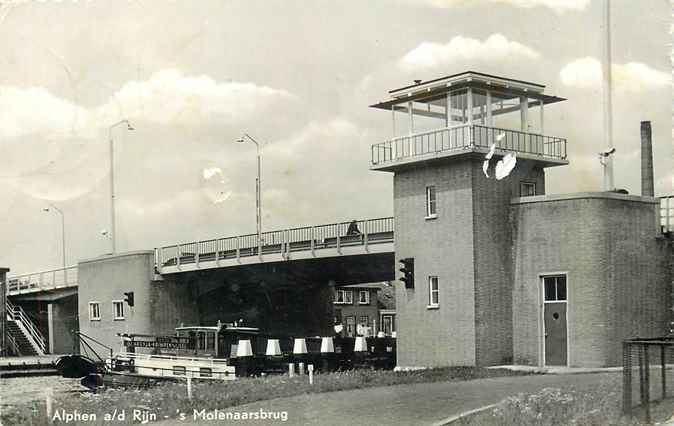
[199,367,212,378]
[89,302,101,321]
[520,182,536,197]
[426,186,437,217]
[358,290,370,305]
[112,301,125,320]
[173,366,186,376]
[543,275,567,302]
[428,276,439,307]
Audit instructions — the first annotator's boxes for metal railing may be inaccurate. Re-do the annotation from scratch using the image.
[371,124,567,165]
[7,265,78,295]
[661,196,673,233]
[156,217,395,270]
[6,300,47,355]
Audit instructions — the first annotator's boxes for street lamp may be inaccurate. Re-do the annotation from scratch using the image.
[43,203,66,282]
[235,133,263,251]
[108,119,134,254]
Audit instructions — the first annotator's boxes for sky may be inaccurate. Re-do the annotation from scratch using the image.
[1,0,672,275]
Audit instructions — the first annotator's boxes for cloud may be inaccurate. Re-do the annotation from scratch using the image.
[399,34,539,71]
[560,58,672,92]
[0,69,294,140]
[103,69,295,127]
[401,0,590,13]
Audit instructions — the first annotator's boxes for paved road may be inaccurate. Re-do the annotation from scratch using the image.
[165,371,622,426]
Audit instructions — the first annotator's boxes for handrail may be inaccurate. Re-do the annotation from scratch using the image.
[6,331,21,356]
[7,265,78,294]
[371,124,567,165]
[6,300,47,354]
[155,217,395,270]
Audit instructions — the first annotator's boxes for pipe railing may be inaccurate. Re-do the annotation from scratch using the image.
[156,217,395,269]
[371,124,567,165]
[7,265,78,295]
[6,300,47,355]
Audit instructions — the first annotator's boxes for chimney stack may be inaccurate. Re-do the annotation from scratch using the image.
[640,121,654,197]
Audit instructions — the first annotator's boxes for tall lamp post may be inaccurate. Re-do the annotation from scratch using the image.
[108,119,134,254]
[43,203,66,282]
[235,133,263,252]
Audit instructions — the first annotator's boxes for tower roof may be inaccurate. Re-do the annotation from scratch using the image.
[370,71,565,111]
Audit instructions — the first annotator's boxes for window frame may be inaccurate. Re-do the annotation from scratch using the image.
[112,300,125,321]
[334,290,354,305]
[427,276,440,308]
[89,301,101,321]
[358,290,370,305]
[520,181,537,197]
[543,275,567,303]
[425,185,438,219]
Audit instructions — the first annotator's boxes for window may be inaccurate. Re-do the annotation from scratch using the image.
[426,186,437,218]
[89,302,101,321]
[345,316,355,337]
[334,309,342,325]
[334,290,353,304]
[359,316,369,326]
[358,290,370,305]
[520,182,536,197]
[428,276,439,308]
[112,301,125,320]
[173,366,186,376]
[381,314,395,335]
[543,275,567,301]
[199,367,212,378]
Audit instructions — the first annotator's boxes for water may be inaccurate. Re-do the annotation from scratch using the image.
[0,376,82,409]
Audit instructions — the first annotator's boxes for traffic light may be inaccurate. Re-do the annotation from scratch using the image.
[399,258,414,289]
[124,291,135,307]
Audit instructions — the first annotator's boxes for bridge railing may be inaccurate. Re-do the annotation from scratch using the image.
[7,266,78,295]
[661,196,673,233]
[155,217,395,270]
[371,124,567,165]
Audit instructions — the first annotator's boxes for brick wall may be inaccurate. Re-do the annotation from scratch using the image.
[471,159,545,365]
[511,194,671,367]
[394,159,477,367]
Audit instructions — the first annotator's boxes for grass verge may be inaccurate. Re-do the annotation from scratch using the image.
[2,367,529,425]
[454,378,674,426]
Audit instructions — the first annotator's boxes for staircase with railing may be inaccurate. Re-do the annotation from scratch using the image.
[6,300,47,355]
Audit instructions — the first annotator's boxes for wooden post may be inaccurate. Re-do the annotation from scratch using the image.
[187,376,193,400]
[308,364,314,385]
[288,363,295,378]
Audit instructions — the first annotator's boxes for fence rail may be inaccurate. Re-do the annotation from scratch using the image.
[156,217,395,270]
[6,300,47,355]
[661,196,673,233]
[6,266,78,295]
[371,124,567,165]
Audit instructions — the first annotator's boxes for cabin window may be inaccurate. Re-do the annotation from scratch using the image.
[358,290,370,305]
[89,302,101,321]
[112,300,124,320]
[206,332,215,350]
[199,367,212,378]
[173,366,186,376]
[198,332,206,350]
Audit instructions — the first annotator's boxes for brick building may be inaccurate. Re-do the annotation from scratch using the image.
[334,282,396,337]
[370,71,673,368]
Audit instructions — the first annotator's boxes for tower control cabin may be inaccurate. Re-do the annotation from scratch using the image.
[370,71,672,368]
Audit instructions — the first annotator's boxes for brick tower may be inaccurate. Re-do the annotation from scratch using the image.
[370,71,568,367]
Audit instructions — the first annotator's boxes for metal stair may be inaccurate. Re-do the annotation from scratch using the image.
[5,301,47,355]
